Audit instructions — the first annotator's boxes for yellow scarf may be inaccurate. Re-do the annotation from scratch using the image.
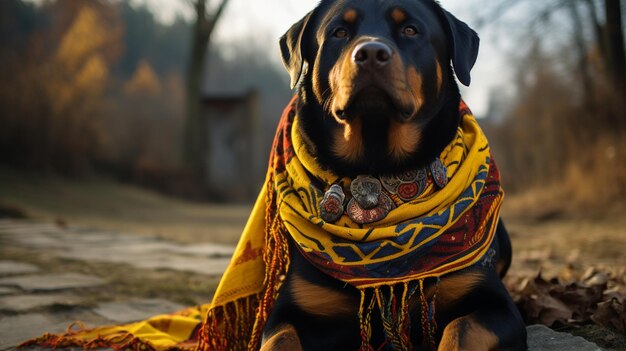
[21,98,502,351]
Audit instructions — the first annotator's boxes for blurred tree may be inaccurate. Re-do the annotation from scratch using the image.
[46,2,122,172]
[0,0,287,196]
[183,0,231,179]
[116,2,190,78]
[117,2,158,77]
[476,0,625,95]
[124,60,162,96]
[603,0,626,91]
[103,60,185,185]
[0,0,43,58]
[0,0,123,173]
[476,0,626,203]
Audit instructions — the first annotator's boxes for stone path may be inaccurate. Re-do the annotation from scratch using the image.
[0,219,607,350]
[0,219,233,350]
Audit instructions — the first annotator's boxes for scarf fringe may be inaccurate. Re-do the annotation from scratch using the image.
[248,177,290,350]
[198,295,258,351]
[19,323,160,351]
[198,176,291,351]
[358,279,440,351]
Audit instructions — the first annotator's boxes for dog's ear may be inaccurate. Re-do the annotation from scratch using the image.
[439,9,479,86]
[280,11,315,89]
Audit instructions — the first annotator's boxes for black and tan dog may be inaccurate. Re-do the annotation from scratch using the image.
[261,0,527,350]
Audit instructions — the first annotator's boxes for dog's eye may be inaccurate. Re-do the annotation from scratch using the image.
[333,28,348,39]
[402,25,418,37]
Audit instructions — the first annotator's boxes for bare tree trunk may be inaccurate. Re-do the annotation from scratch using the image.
[604,0,626,91]
[568,0,595,116]
[582,0,606,62]
[183,0,230,179]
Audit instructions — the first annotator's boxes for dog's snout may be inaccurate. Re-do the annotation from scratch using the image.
[352,41,392,69]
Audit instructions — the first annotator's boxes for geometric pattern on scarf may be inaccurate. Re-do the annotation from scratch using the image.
[276,100,503,288]
[298,159,501,287]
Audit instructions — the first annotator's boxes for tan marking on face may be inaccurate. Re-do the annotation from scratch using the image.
[391,8,407,24]
[261,324,303,351]
[406,65,425,111]
[328,50,359,114]
[438,315,500,351]
[332,118,365,162]
[343,8,358,24]
[388,120,421,159]
[436,59,443,95]
[313,57,325,103]
[291,273,356,317]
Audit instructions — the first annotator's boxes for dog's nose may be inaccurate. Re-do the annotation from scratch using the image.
[352,41,392,69]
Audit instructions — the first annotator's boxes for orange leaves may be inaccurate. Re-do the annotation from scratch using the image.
[56,7,109,71]
[124,61,162,97]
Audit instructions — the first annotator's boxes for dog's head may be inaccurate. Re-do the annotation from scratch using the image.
[280,0,479,177]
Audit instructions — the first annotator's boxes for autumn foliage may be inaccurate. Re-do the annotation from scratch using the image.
[0,0,186,176]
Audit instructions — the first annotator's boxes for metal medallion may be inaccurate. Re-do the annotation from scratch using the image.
[347,193,396,224]
[416,168,428,196]
[398,168,429,201]
[398,169,419,182]
[416,168,428,183]
[430,158,448,189]
[319,184,345,223]
[380,174,401,194]
[350,175,382,210]
[397,182,419,201]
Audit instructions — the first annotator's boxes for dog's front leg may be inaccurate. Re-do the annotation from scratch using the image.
[260,324,303,351]
[438,306,527,351]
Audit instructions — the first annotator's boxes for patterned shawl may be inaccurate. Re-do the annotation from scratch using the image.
[201,96,503,351]
[21,97,503,351]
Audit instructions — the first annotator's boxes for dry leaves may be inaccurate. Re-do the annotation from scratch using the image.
[506,265,626,334]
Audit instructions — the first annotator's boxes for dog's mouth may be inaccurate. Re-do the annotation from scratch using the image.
[335,87,389,117]
[334,85,416,121]
[328,81,423,166]
[329,56,421,123]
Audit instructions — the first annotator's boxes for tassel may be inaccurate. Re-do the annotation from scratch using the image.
[248,179,291,350]
[417,279,440,351]
[401,282,419,350]
[376,285,408,351]
[429,278,440,348]
[359,289,376,351]
[197,294,260,351]
[419,280,434,350]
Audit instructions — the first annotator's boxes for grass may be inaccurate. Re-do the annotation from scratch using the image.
[0,166,250,245]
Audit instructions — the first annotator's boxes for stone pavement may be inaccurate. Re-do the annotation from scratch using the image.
[0,219,606,350]
[0,219,233,350]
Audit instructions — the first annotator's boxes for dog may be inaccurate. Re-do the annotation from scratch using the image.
[260,0,527,350]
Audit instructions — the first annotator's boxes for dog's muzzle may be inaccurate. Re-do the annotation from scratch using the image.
[352,41,393,70]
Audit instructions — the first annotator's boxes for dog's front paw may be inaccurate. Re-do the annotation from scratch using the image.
[438,315,500,351]
[261,324,303,351]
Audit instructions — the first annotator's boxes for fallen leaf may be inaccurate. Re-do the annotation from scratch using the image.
[592,298,626,334]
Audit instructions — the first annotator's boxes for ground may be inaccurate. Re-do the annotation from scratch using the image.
[1,167,625,349]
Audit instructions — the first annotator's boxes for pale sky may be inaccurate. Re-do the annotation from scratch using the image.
[134,0,508,116]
